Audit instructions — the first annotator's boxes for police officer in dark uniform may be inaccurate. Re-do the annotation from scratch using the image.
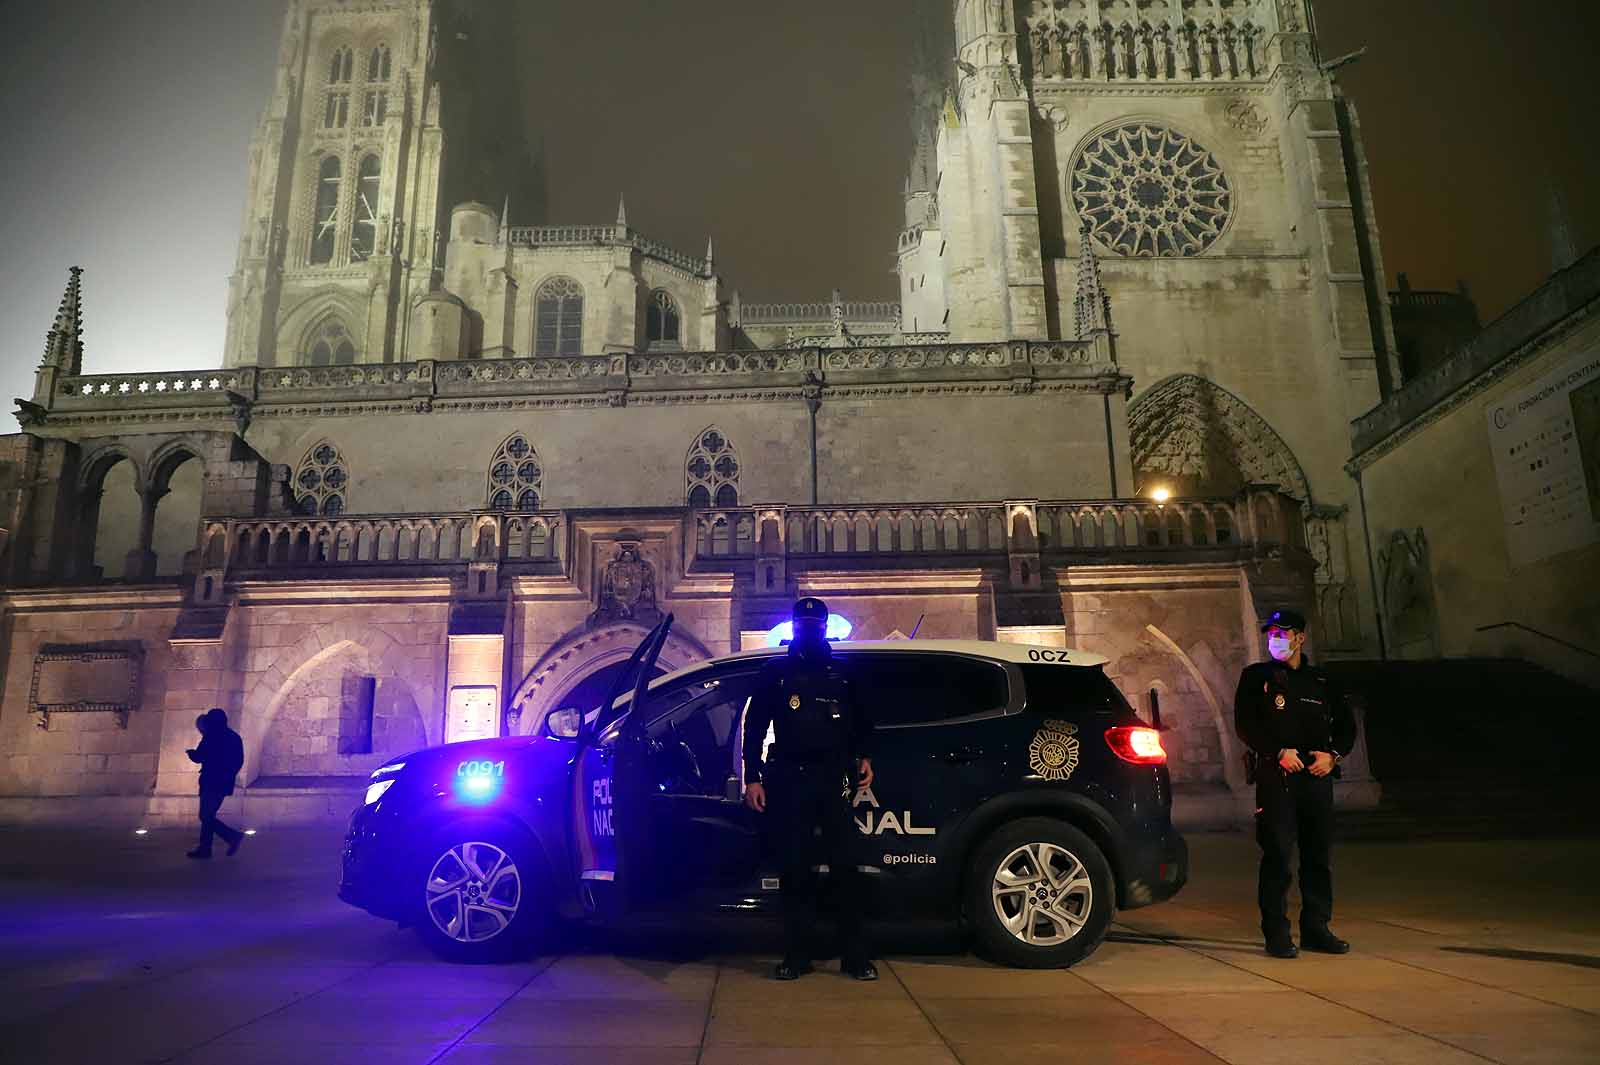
[1233,608,1356,959]
[742,597,877,981]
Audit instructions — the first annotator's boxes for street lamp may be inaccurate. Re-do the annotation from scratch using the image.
[1150,486,1171,505]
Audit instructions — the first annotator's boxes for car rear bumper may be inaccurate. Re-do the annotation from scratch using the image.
[338,803,410,922]
[1119,825,1187,909]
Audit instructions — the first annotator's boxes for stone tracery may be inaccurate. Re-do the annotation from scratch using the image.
[293,439,350,516]
[486,433,544,512]
[1128,374,1309,502]
[1072,123,1232,257]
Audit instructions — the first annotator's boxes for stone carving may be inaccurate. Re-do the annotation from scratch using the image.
[1128,374,1311,504]
[1225,99,1268,136]
[29,642,144,729]
[1378,528,1438,657]
[594,542,658,624]
[1071,123,1233,257]
[1037,103,1071,132]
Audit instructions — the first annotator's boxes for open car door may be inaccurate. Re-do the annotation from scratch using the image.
[571,615,673,907]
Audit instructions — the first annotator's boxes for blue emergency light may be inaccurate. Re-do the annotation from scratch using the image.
[764,613,853,647]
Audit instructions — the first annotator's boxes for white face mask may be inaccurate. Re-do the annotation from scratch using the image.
[1267,634,1295,662]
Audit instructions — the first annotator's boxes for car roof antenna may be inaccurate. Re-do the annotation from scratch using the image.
[908,614,925,639]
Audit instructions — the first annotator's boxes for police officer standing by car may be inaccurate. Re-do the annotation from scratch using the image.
[743,597,878,981]
[1234,608,1356,959]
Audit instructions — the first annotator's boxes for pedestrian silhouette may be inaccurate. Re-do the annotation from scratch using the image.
[186,708,245,859]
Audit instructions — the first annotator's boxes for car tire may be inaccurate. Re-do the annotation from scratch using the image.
[966,817,1114,968]
[412,822,546,963]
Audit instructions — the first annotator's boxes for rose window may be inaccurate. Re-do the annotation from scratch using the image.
[486,434,543,511]
[293,440,349,516]
[1071,123,1232,257]
[686,427,740,508]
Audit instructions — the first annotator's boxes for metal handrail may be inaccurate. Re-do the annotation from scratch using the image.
[1474,622,1600,661]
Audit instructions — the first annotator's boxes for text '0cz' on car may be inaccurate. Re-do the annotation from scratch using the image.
[339,616,1188,967]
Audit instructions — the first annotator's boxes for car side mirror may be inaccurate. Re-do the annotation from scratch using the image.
[546,707,581,739]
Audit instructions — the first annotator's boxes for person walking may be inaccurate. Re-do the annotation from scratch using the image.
[1234,608,1357,958]
[742,597,877,981]
[186,707,246,859]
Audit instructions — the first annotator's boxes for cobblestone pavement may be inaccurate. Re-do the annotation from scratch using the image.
[1,824,1596,1064]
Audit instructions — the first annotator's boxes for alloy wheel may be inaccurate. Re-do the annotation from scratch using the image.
[425,841,522,944]
[991,841,1094,946]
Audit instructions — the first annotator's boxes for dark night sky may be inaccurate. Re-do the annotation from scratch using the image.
[3,1,1596,430]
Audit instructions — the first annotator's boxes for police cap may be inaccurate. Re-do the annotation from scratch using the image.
[1259,608,1307,633]
[792,597,829,623]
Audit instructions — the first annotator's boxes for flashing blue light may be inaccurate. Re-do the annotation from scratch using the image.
[457,772,499,803]
[765,614,853,647]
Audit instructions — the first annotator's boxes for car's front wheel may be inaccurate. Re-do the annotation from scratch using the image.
[413,824,545,962]
[966,817,1114,968]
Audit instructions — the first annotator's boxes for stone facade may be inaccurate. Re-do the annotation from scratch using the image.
[1350,249,1600,687]
[0,0,1409,827]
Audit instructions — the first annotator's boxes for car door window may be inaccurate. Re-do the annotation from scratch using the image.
[642,674,757,797]
[844,653,1011,729]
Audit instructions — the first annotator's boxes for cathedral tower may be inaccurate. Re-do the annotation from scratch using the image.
[902,0,1403,654]
[224,0,537,369]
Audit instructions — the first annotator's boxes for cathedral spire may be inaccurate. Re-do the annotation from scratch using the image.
[704,235,715,276]
[615,194,628,229]
[498,195,511,245]
[1073,225,1111,340]
[42,266,84,375]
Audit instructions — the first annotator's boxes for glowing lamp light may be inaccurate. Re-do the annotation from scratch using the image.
[133,828,149,836]
[1150,487,1171,504]
[764,614,853,647]
[243,829,258,836]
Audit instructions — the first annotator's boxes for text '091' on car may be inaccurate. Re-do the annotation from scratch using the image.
[339,616,1188,967]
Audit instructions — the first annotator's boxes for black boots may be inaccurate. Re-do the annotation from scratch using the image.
[1264,936,1299,959]
[774,959,814,981]
[1302,927,1351,954]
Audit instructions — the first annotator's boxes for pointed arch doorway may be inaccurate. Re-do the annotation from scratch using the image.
[506,622,714,737]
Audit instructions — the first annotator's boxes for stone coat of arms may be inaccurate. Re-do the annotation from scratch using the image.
[594,543,658,624]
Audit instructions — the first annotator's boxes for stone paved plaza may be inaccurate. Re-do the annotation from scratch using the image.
[2,824,1596,1064]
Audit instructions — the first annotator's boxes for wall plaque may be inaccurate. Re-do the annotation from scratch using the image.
[29,642,145,729]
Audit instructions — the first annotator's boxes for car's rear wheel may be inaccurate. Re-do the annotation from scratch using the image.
[413,823,545,962]
[966,817,1113,968]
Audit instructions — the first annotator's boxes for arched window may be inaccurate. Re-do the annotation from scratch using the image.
[324,91,350,129]
[367,44,391,81]
[686,427,739,508]
[646,289,680,349]
[294,440,349,516]
[350,155,381,260]
[311,156,341,264]
[306,318,356,366]
[486,433,544,512]
[535,277,583,355]
[329,47,353,84]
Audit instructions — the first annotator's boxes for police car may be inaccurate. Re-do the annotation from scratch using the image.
[339,615,1187,968]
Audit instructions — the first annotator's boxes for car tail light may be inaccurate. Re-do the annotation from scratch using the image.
[1105,726,1167,765]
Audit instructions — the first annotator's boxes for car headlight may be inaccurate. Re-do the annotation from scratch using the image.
[364,778,396,806]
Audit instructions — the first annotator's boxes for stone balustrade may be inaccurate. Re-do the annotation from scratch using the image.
[40,339,1118,421]
[738,300,902,324]
[503,224,710,276]
[199,511,563,579]
[693,495,1280,562]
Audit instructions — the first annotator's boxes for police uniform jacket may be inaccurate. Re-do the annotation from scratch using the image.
[1233,659,1357,771]
[742,644,872,782]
